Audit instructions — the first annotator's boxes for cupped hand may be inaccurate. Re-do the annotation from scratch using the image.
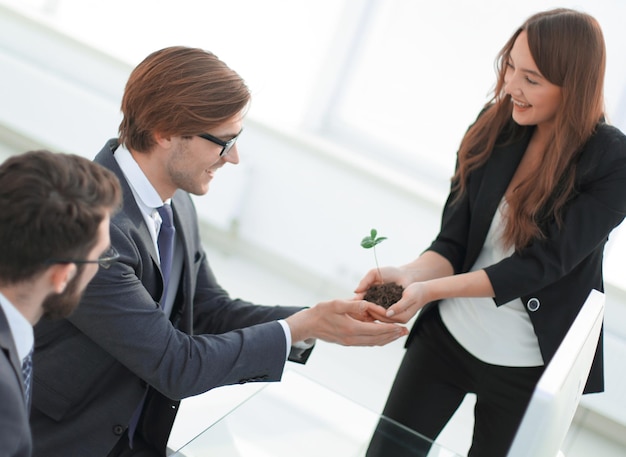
[381,281,430,324]
[354,266,409,295]
[286,299,409,347]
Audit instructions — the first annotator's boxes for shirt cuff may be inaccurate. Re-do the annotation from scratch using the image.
[278,319,316,360]
[278,320,292,360]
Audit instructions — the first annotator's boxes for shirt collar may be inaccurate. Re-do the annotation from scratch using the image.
[114,144,167,212]
[0,292,34,362]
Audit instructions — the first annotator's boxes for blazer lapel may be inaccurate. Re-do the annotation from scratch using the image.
[171,192,193,270]
[464,131,531,269]
[0,309,26,401]
[170,191,196,332]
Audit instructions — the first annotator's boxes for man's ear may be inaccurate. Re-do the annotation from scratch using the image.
[49,263,77,294]
[153,131,172,149]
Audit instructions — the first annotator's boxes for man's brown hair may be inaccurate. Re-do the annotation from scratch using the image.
[118,46,251,152]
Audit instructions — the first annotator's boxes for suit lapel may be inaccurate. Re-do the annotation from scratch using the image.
[170,191,196,332]
[171,192,192,268]
[0,308,26,401]
[464,131,531,269]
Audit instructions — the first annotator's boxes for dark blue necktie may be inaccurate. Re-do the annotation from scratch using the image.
[156,204,175,304]
[22,347,33,408]
[128,204,176,447]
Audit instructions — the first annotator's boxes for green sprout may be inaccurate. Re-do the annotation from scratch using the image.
[361,228,387,279]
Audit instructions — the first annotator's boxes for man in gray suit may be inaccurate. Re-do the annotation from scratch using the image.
[30,46,407,457]
[0,150,122,457]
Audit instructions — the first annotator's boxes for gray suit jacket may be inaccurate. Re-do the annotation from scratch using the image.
[31,139,309,456]
[0,308,32,457]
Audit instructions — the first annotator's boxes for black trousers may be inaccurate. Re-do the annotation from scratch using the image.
[367,307,544,457]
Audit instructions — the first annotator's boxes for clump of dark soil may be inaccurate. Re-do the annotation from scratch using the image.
[363,283,404,309]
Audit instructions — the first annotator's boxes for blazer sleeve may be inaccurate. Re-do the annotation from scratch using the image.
[485,125,626,305]
[426,161,472,274]
[65,222,290,400]
[190,256,314,364]
[189,251,304,334]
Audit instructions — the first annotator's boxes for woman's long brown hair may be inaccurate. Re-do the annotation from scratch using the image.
[452,9,606,250]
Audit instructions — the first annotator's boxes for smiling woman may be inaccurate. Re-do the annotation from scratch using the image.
[358,8,626,457]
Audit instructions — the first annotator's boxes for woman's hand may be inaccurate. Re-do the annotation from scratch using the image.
[354,251,456,322]
[354,266,411,297]
[357,280,432,323]
[383,281,432,323]
[381,269,496,323]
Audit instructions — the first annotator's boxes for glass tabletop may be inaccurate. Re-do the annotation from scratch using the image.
[171,370,462,457]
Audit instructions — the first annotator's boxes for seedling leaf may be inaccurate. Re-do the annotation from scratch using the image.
[360,228,387,280]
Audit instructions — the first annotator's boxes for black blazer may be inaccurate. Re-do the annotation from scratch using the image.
[413,122,626,394]
[0,308,32,457]
[31,140,309,457]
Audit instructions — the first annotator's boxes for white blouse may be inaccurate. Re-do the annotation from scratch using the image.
[438,199,544,367]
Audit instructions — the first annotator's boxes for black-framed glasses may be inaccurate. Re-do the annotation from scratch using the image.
[197,129,243,157]
[45,246,120,269]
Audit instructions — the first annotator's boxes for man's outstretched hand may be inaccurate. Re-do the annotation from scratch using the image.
[285,299,408,347]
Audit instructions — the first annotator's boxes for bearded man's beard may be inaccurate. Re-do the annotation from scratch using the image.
[41,269,85,319]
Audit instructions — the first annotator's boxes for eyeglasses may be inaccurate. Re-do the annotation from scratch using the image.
[197,129,243,157]
[45,246,120,269]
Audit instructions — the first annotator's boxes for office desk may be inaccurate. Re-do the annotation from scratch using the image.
[171,370,461,456]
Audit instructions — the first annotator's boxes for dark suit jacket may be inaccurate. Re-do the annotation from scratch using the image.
[31,139,310,457]
[0,308,32,457]
[412,121,626,394]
